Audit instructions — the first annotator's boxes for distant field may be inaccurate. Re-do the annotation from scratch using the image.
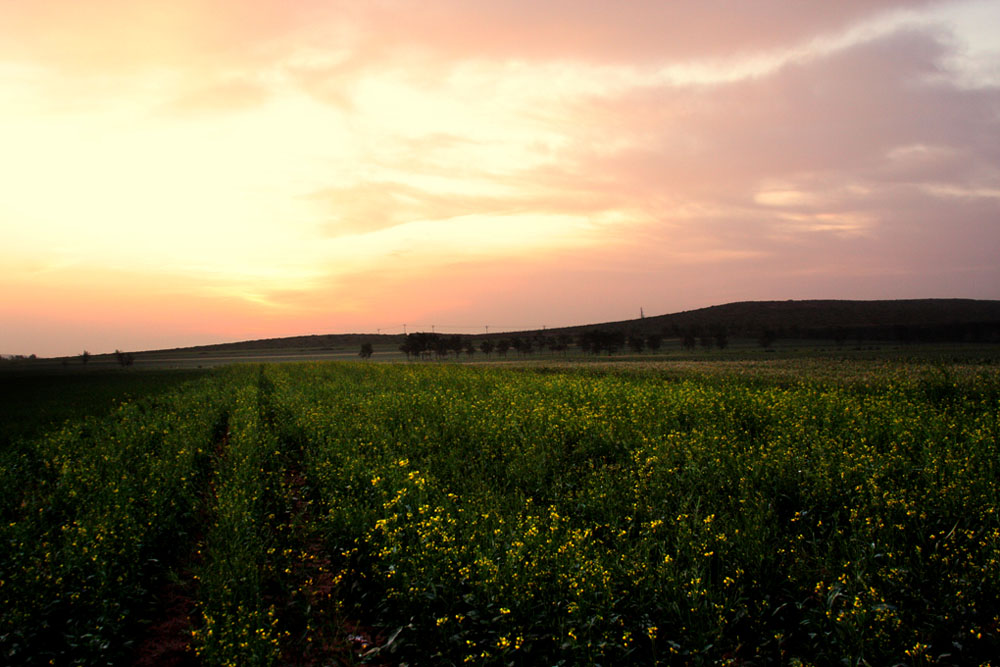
[2,356,999,664]
[10,337,1000,371]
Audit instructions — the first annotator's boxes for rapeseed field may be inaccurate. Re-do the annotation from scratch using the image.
[1,360,998,665]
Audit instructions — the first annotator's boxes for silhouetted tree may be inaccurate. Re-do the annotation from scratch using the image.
[579,329,625,355]
[682,332,697,350]
[510,337,536,355]
[114,349,134,367]
[627,334,645,354]
[359,342,373,359]
[646,334,663,353]
[714,331,728,350]
[496,339,511,358]
[401,332,442,360]
[81,350,90,365]
[480,340,495,357]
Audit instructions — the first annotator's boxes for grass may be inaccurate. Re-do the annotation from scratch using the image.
[1,355,999,665]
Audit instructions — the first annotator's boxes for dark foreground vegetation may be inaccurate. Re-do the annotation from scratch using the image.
[2,353,999,665]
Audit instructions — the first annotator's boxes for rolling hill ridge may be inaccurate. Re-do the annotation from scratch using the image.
[160,298,1000,354]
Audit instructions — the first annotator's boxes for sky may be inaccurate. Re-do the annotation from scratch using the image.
[2,1,999,357]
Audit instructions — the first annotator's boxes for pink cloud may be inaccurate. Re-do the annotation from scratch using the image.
[551,27,999,207]
[293,21,999,326]
[349,1,941,64]
[2,2,946,90]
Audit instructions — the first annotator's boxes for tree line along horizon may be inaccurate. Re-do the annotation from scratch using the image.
[376,319,1000,359]
[389,330,704,360]
[5,317,995,363]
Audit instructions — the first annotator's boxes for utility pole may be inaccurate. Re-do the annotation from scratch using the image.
[403,323,406,334]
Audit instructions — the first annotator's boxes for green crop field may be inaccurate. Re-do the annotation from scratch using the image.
[2,359,999,665]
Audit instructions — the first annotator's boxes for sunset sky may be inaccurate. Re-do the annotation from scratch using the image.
[2,1,999,357]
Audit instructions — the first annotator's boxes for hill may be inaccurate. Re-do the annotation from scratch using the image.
[151,332,405,354]
[173,299,1000,355]
[23,299,996,364]
[532,298,1000,343]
